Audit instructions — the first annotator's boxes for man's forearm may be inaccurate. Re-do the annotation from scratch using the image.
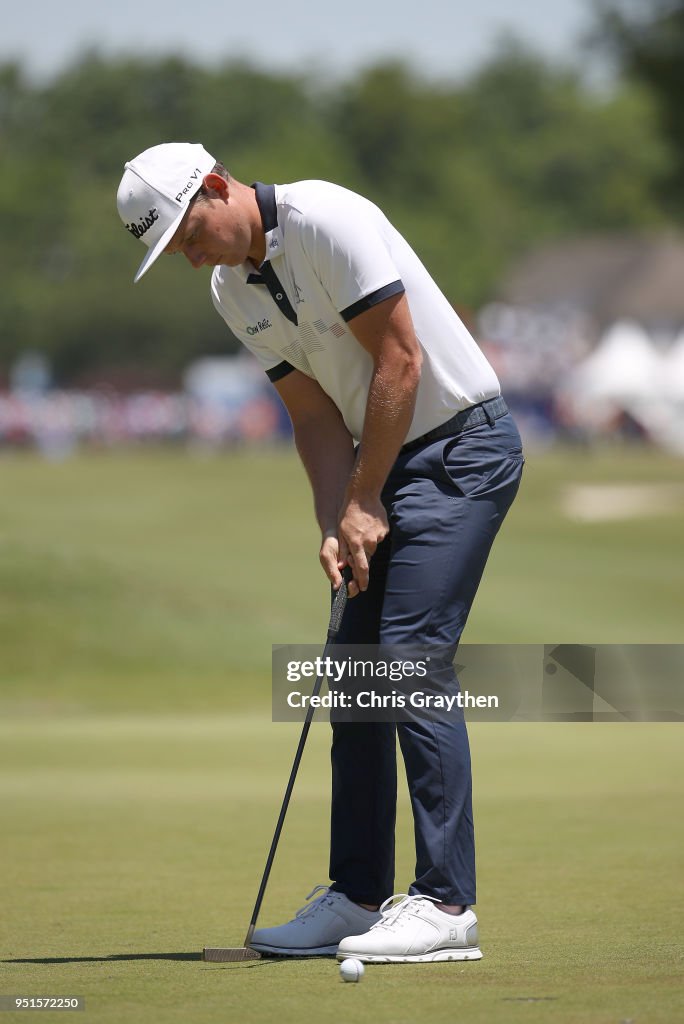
[346,352,421,503]
[293,419,356,537]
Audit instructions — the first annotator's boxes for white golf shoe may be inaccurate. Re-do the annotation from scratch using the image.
[249,885,382,956]
[336,893,483,963]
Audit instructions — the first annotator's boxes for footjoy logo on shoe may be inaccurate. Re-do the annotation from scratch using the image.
[246,318,273,336]
[126,208,159,239]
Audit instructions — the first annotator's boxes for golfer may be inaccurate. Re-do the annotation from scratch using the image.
[117,143,524,963]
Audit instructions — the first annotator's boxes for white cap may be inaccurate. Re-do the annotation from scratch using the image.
[117,142,216,282]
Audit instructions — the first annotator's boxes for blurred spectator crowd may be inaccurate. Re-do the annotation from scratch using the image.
[0,354,291,458]
[3,307,684,458]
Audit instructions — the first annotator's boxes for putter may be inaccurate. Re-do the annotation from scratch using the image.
[203,566,352,962]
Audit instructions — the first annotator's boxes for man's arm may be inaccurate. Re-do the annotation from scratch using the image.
[274,370,357,590]
[338,292,422,594]
[275,292,421,597]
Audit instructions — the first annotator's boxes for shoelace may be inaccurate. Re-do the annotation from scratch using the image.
[294,885,340,920]
[371,893,440,931]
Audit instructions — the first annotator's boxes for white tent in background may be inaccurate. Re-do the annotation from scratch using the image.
[661,330,684,401]
[655,330,684,453]
[570,321,662,402]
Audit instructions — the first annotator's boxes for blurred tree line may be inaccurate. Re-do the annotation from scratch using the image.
[0,3,682,385]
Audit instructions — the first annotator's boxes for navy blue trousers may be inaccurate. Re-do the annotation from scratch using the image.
[329,411,524,907]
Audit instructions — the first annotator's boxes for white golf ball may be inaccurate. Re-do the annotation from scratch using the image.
[339,958,364,983]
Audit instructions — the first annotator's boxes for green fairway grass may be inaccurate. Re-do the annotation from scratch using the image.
[0,719,681,1023]
[0,446,681,714]
[0,446,682,1022]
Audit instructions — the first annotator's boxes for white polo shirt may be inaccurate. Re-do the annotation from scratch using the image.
[211,181,500,443]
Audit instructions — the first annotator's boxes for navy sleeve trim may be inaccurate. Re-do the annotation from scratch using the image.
[266,360,296,383]
[340,280,405,323]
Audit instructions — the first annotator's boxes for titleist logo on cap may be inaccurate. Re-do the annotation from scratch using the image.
[126,208,159,239]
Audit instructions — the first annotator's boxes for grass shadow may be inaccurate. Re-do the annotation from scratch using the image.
[1,952,331,967]
[1,952,202,965]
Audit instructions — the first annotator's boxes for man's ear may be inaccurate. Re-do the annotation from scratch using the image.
[202,173,229,198]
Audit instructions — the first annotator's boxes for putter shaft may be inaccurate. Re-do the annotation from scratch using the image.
[202,571,351,964]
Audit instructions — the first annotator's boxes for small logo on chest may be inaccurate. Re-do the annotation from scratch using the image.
[246,318,273,336]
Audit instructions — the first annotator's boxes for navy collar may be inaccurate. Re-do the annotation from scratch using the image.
[245,183,276,283]
[247,183,297,325]
[253,182,277,232]
[252,182,284,263]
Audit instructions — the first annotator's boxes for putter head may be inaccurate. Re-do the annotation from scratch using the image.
[203,946,262,962]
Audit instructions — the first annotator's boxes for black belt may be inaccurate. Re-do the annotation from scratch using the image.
[401,396,508,454]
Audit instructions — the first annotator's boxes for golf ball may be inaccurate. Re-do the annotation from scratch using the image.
[339,958,364,983]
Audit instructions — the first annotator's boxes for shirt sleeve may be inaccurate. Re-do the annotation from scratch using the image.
[296,191,405,321]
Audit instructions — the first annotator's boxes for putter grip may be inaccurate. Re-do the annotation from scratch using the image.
[328,566,352,639]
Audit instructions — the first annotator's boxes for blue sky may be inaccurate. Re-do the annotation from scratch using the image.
[1,0,596,81]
